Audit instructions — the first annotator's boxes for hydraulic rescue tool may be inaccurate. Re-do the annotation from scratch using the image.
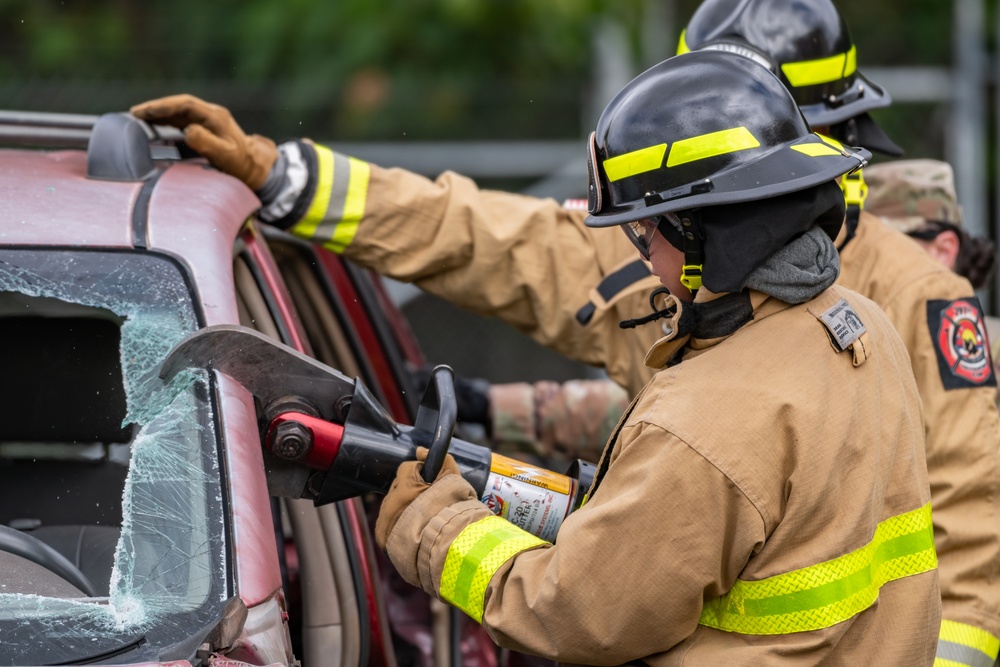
[160,325,595,542]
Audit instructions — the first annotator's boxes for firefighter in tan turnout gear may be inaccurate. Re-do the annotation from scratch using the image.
[679,1,1000,663]
[864,160,1000,366]
[134,51,940,663]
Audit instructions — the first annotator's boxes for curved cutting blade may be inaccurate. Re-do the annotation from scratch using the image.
[159,324,356,418]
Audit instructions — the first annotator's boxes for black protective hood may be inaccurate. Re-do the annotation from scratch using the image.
[691,180,846,293]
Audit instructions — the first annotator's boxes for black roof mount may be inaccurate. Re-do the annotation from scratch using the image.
[0,110,191,182]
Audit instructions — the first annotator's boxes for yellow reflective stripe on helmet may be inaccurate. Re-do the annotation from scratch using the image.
[817,134,845,151]
[845,46,857,80]
[699,502,936,635]
[666,126,760,168]
[603,143,668,183]
[781,45,858,88]
[791,143,843,157]
[935,619,1000,667]
[295,149,371,254]
[439,515,547,623]
[677,29,690,55]
[291,144,335,240]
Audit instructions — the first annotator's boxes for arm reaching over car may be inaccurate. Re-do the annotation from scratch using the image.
[131,94,663,397]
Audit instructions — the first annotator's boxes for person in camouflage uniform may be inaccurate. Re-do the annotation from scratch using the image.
[412,365,631,465]
[487,378,628,464]
[865,160,996,291]
[865,159,1000,364]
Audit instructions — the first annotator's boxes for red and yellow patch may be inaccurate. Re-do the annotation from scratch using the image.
[927,298,996,389]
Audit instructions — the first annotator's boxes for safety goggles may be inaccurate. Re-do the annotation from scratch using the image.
[621,213,683,261]
[907,220,959,241]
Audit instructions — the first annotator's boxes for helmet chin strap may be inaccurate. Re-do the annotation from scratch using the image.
[837,168,868,250]
[650,212,705,297]
[677,214,704,295]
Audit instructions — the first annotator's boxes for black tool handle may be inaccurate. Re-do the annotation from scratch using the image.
[415,365,458,483]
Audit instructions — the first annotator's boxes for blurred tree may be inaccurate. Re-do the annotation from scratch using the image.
[0,0,968,158]
[0,0,628,140]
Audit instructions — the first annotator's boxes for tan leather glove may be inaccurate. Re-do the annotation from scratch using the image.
[130,94,277,191]
[375,447,462,549]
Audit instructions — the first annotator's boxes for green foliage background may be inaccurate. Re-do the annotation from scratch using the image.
[0,0,958,159]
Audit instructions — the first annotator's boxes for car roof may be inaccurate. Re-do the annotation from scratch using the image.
[0,147,260,325]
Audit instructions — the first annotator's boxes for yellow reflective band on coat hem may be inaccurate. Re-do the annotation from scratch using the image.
[439,515,546,623]
[666,127,759,167]
[603,144,668,183]
[934,619,1000,667]
[781,46,858,88]
[699,502,936,635]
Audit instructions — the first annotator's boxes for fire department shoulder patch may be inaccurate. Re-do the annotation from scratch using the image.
[927,297,997,389]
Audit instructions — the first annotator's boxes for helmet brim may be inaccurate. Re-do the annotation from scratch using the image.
[799,71,892,128]
[585,135,870,228]
[847,112,904,157]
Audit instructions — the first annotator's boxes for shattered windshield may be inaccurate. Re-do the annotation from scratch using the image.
[0,249,228,666]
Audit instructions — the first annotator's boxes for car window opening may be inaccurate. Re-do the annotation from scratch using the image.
[0,251,228,666]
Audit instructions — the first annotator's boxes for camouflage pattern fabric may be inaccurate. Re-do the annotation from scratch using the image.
[489,379,629,464]
[864,159,962,233]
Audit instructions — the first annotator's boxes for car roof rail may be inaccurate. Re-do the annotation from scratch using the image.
[0,110,188,182]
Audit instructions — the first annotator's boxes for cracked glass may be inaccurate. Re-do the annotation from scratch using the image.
[0,249,229,666]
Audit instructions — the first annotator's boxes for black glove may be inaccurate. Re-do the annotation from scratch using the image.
[410,364,491,426]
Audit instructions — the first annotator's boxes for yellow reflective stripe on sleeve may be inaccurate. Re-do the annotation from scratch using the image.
[677,29,690,55]
[328,156,370,253]
[699,502,936,635]
[439,515,546,623]
[603,143,668,183]
[666,126,760,168]
[300,150,372,254]
[781,45,858,88]
[935,619,1000,667]
[291,144,335,239]
[791,143,843,157]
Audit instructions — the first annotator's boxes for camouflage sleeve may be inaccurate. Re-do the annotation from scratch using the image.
[489,379,629,463]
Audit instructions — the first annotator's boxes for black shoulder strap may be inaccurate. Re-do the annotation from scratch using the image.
[576,260,653,325]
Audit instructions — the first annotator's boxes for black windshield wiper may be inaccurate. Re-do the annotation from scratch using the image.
[47,634,146,666]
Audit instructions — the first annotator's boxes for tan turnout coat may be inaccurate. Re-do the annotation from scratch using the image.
[275,150,941,663]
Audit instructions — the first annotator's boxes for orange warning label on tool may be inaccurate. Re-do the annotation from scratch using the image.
[489,453,572,495]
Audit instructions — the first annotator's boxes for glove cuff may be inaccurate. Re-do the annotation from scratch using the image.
[254,151,288,206]
[258,140,316,228]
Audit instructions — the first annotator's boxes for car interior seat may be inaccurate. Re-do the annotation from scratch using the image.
[0,306,131,597]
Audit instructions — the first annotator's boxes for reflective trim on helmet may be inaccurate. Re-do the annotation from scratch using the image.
[585,135,869,229]
[604,143,668,183]
[666,126,760,168]
[781,45,858,88]
[817,134,845,150]
[937,620,1000,666]
[677,29,690,55]
[439,516,547,623]
[791,143,842,157]
[699,502,936,635]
